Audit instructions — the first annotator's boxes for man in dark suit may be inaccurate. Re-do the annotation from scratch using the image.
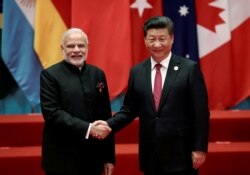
[40,28,115,175]
[95,16,210,175]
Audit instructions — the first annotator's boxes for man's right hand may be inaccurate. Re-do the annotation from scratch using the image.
[90,120,111,139]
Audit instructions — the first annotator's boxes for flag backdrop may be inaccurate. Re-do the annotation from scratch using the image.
[2,0,42,105]
[2,0,67,105]
[1,0,250,111]
[196,0,250,109]
[0,0,18,99]
[71,0,162,99]
[163,0,199,62]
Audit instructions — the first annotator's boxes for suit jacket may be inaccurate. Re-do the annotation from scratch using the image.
[107,54,209,173]
[40,60,115,174]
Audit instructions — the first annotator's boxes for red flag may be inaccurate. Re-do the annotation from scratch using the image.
[196,0,250,109]
[71,0,162,100]
[130,0,162,65]
[52,0,71,28]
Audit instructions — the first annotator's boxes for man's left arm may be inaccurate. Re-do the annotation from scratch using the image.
[189,63,210,168]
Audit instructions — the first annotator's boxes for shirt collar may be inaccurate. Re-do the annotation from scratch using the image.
[151,52,172,70]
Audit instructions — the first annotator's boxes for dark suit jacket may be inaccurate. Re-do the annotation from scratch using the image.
[40,60,115,174]
[107,54,209,173]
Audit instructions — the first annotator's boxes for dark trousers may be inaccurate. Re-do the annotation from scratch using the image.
[46,172,101,175]
[144,169,198,175]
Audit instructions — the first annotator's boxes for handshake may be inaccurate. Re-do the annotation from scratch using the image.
[90,120,111,139]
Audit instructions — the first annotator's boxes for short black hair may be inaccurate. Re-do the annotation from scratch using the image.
[143,16,174,37]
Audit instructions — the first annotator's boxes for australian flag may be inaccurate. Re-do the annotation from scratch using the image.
[163,0,199,62]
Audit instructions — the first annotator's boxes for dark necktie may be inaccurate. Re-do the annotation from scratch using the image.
[154,64,162,111]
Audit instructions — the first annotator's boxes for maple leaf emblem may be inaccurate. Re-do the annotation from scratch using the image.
[196,0,225,32]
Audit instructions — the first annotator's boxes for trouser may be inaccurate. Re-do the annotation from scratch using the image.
[46,171,102,175]
[144,168,198,175]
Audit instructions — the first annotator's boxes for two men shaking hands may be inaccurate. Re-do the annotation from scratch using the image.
[90,120,111,140]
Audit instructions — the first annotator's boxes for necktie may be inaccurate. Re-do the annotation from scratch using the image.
[154,64,162,111]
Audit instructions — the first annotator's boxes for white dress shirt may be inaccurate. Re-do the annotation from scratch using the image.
[151,52,171,92]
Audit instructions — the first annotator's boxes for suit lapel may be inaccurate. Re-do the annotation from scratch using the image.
[158,55,181,111]
[143,59,156,112]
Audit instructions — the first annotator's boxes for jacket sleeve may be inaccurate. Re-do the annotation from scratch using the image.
[40,69,90,138]
[107,68,137,132]
[189,63,210,152]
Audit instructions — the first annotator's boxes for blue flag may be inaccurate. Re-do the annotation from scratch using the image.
[2,0,42,105]
[163,0,199,62]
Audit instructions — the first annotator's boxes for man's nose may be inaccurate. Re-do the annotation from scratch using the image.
[153,41,162,47]
[73,45,80,51]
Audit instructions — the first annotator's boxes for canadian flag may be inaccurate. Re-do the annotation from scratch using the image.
[196,0,250,109]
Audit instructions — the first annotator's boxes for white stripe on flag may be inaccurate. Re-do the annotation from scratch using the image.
[197,0,250,58]
[15,0,35,28]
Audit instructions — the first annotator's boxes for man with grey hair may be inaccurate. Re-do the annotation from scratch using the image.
[40,28,115,175]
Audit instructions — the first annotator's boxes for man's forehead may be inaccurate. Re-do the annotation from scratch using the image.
[64,36,87,44]
[146,29,170,36]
